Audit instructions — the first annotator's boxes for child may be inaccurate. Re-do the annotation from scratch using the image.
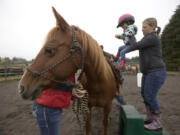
[115,14,138,70]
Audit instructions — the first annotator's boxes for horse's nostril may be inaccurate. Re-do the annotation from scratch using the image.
[19,85,25,94]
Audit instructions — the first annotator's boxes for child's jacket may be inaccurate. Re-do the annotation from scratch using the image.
[120,24,137,45]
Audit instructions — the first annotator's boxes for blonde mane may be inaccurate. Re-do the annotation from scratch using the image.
[72,26,113,80]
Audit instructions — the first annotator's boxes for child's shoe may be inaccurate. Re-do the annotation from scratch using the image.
[120,60,126,70]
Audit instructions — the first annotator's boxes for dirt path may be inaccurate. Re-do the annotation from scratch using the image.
[0,75,179,135]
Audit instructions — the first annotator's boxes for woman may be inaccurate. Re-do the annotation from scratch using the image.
[129,18,166,131]
[32,75,86,135]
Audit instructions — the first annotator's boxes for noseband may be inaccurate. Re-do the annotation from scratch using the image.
[27,27,84,86]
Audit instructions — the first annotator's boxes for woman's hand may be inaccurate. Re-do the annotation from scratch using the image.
[72,88,86,98]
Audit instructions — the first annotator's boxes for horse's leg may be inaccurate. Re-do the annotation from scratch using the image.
[103,104,112,135]
[86,105,92,135]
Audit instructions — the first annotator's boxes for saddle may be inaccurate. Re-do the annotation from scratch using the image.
[103,51,123,90]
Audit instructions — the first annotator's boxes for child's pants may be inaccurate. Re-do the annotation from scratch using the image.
[117,45,132,60]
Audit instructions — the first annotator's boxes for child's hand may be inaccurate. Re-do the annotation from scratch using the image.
[115,34,121,39]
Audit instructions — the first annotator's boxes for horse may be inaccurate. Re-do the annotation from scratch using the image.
[18,7,120,135]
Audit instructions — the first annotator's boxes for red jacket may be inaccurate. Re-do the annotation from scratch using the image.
[36,76,75,109]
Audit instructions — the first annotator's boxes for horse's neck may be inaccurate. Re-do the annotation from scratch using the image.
[83,55,117,96]
[84,63,98,82]
[79,28,113,82]
[84,54,111,83]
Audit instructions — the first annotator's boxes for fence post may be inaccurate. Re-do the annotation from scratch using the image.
[4,64,7,80]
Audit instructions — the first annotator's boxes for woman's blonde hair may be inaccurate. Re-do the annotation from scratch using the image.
[143,18,161,35]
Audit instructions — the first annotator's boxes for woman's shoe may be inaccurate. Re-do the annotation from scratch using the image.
[144,113,163,131]
[144,105,153,124]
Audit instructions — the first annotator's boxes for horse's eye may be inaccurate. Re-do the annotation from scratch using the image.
[45,48,55,56]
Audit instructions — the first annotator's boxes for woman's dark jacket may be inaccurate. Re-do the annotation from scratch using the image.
[129,32,165,74]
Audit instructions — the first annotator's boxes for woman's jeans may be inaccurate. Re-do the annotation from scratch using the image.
[141,69,166,112]
[117,45,132,60]
[32,102,62,135]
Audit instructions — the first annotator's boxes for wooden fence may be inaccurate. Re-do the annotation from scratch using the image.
[0,67,24,77]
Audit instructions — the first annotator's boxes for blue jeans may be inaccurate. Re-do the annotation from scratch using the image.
[32,102,62,135]
[115,96,125,104]
[117,45,132,60]
[141,69,166,112]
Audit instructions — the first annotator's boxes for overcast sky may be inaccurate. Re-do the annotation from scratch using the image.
[0,0,179,60]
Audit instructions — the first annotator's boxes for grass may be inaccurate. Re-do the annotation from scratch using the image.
[166,71,180,76]
[0,75,22,82]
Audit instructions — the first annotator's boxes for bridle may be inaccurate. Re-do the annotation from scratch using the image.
[27,27,84,87]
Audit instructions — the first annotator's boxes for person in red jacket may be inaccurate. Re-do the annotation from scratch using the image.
[32,75,86,135]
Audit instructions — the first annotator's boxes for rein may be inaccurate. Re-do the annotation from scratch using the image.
[27,27,84,86]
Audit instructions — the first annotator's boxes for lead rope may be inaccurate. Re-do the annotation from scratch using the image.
[72,69,89,134]
[71,27,89,133]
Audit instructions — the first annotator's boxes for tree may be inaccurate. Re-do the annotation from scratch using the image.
[126,56,139,65]
[161,5,180,71]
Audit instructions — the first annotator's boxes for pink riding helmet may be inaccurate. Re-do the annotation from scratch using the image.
[117,14,135,28]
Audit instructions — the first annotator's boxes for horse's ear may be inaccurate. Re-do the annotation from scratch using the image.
[52,7,70,32]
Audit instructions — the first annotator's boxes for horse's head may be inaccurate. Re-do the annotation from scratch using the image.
[18,7,82,100]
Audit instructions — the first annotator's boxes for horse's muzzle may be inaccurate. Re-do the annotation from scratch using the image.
[19,84,42,100]
[19,85,25,94]
[18,85,29,99]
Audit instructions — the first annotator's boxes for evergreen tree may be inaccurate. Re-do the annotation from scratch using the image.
[161,5,180,71]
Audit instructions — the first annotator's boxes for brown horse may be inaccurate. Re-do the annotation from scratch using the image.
[19,7,119,135]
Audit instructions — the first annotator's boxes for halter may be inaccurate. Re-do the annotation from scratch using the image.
[27,27,84,87]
